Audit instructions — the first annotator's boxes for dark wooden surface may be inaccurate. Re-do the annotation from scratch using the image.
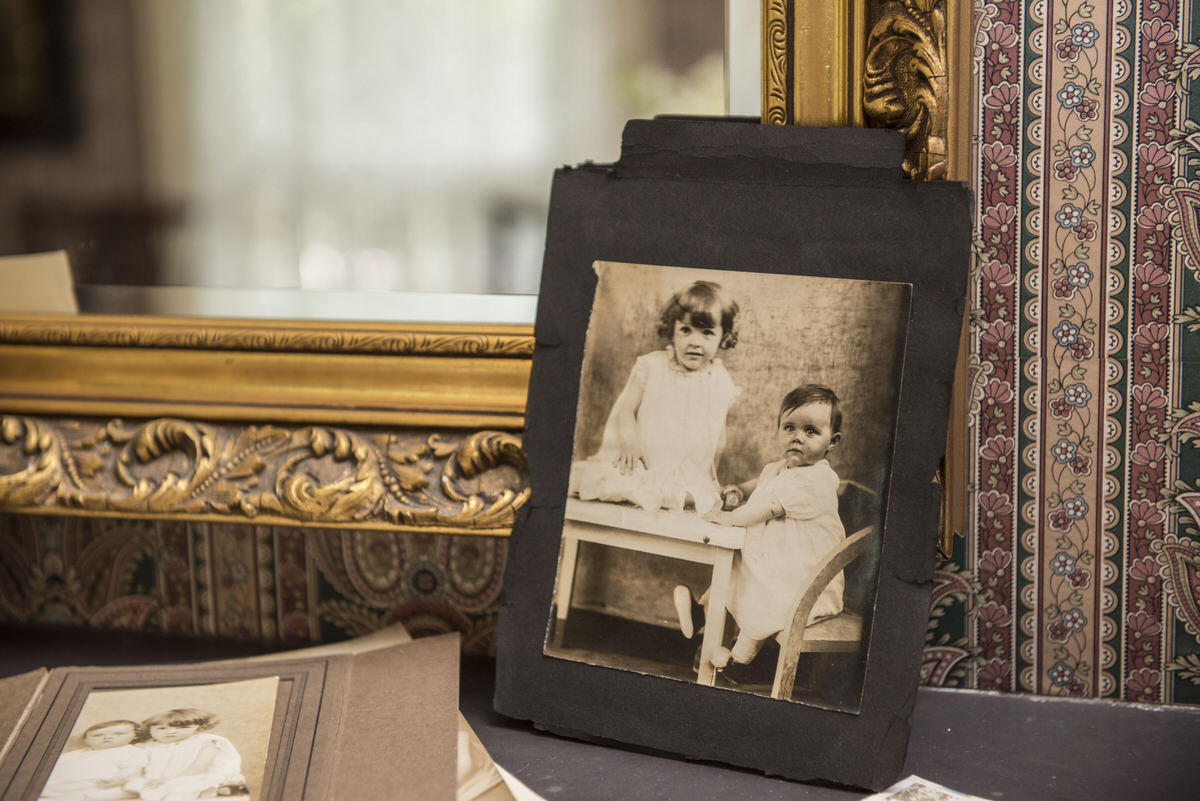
[2,626,1197,800]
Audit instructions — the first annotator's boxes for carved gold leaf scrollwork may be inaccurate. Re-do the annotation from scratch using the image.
[763,0,791,125]
[0,416,529,533]
[863,0,948,180]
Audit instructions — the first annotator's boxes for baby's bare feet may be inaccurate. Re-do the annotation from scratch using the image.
[711,646,733,669]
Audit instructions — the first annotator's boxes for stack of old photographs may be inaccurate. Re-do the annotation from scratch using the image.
[495,118,971,790]
[0,626,529,801]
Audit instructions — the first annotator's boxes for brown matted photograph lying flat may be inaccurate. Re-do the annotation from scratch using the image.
[0,633,460,801]
[494,118,972,790]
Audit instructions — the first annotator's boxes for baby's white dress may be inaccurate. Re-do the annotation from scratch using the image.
[570,347,740,514]
[39,745,146,800]
[726,458,845,641]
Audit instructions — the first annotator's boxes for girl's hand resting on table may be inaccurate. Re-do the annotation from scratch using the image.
[613,447,644,476]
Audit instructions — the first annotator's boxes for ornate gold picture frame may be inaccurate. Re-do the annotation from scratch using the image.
[0,313,534,534]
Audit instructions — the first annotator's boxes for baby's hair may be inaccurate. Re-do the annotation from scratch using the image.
[141,708,218,732]
[83,720,137,736]
[779,384,842,434]
[656,281,739,350]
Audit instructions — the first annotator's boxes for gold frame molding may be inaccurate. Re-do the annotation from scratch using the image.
[0,313,534,534]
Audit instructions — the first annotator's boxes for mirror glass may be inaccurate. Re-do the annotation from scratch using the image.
[0,0,724,320]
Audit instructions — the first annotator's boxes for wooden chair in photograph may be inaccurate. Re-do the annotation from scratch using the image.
[770,525,874,700]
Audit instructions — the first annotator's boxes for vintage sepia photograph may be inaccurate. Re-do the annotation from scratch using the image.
[545,260,911,711]
[36,676,278,801]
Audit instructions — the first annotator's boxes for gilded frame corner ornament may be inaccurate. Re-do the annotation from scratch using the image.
[761,0,969,183]
[0,314,534,534]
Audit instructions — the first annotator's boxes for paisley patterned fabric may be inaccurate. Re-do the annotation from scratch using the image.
[0,513,505,655]
[926,0,1200,703]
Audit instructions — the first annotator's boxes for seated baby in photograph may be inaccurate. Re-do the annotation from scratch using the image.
[680,384,847,678]
[569,280,741,514]
[39,720,147,801]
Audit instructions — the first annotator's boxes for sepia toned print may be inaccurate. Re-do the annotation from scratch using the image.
[546,260,911,711]
[38,677,277,801]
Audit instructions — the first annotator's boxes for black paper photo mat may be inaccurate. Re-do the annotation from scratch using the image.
[495,118,972,790]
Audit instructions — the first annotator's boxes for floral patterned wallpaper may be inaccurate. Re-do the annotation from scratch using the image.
[925,0,1200,704]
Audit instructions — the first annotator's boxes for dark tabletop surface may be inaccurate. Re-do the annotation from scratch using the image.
[2,625,1197,800]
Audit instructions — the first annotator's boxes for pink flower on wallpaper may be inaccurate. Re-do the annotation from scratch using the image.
[1125,668,1160,702]
[1127,610,1163,639]
[1131,383,1169,409]
[1052,276,1075,299]
[1047,620,1071,642]
[1142,18,1178,51]
[1073,219,1097,241]
[977,602,1010,659]
[1069,337,1094,360]
[980,319,1014,351]
[1067,569,1091,589]
[978,659,1012,690]
[1140,79,1175,108]
[980,259,1016,289]
[978,490,1013,527]
[1049,396,1075,419]
[1138,142,1173,171]
[981,435,1014,461]
[1069,454,1092,476]
[1128,555,1163,584]
[979,601,1009,628]
[1128,500,1166,545]
[981,377,1014,407]
[1137,203,1170,231]
[1133,261,1172,291]
[1054,159,1078,181]
[1048,509,1071,531]
[989,22,1019,49]
[1055,37,1080,62]
[979,548,1013,585]
[982,141,1017,173]
[1130,440,1166,468]
[1074,98,1099,121]
[982,203,1016,235]
[1133,322,1170,354]
[983,81,1020,113]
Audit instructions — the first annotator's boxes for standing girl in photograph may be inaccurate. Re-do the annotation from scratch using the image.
[569,280,741,515]
[124,709,246,801]
[696,385,847,676]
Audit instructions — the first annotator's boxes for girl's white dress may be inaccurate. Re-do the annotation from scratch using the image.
[570,347,740,514]
[727,458,845,641]
[124,734,244,801]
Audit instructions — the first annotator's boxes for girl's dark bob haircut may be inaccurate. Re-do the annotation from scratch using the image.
[656,280,740,349]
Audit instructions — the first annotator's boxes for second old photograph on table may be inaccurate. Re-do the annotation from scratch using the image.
[546,260,911,711]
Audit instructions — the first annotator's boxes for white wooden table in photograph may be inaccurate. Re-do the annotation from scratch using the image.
[553,498,746,685]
